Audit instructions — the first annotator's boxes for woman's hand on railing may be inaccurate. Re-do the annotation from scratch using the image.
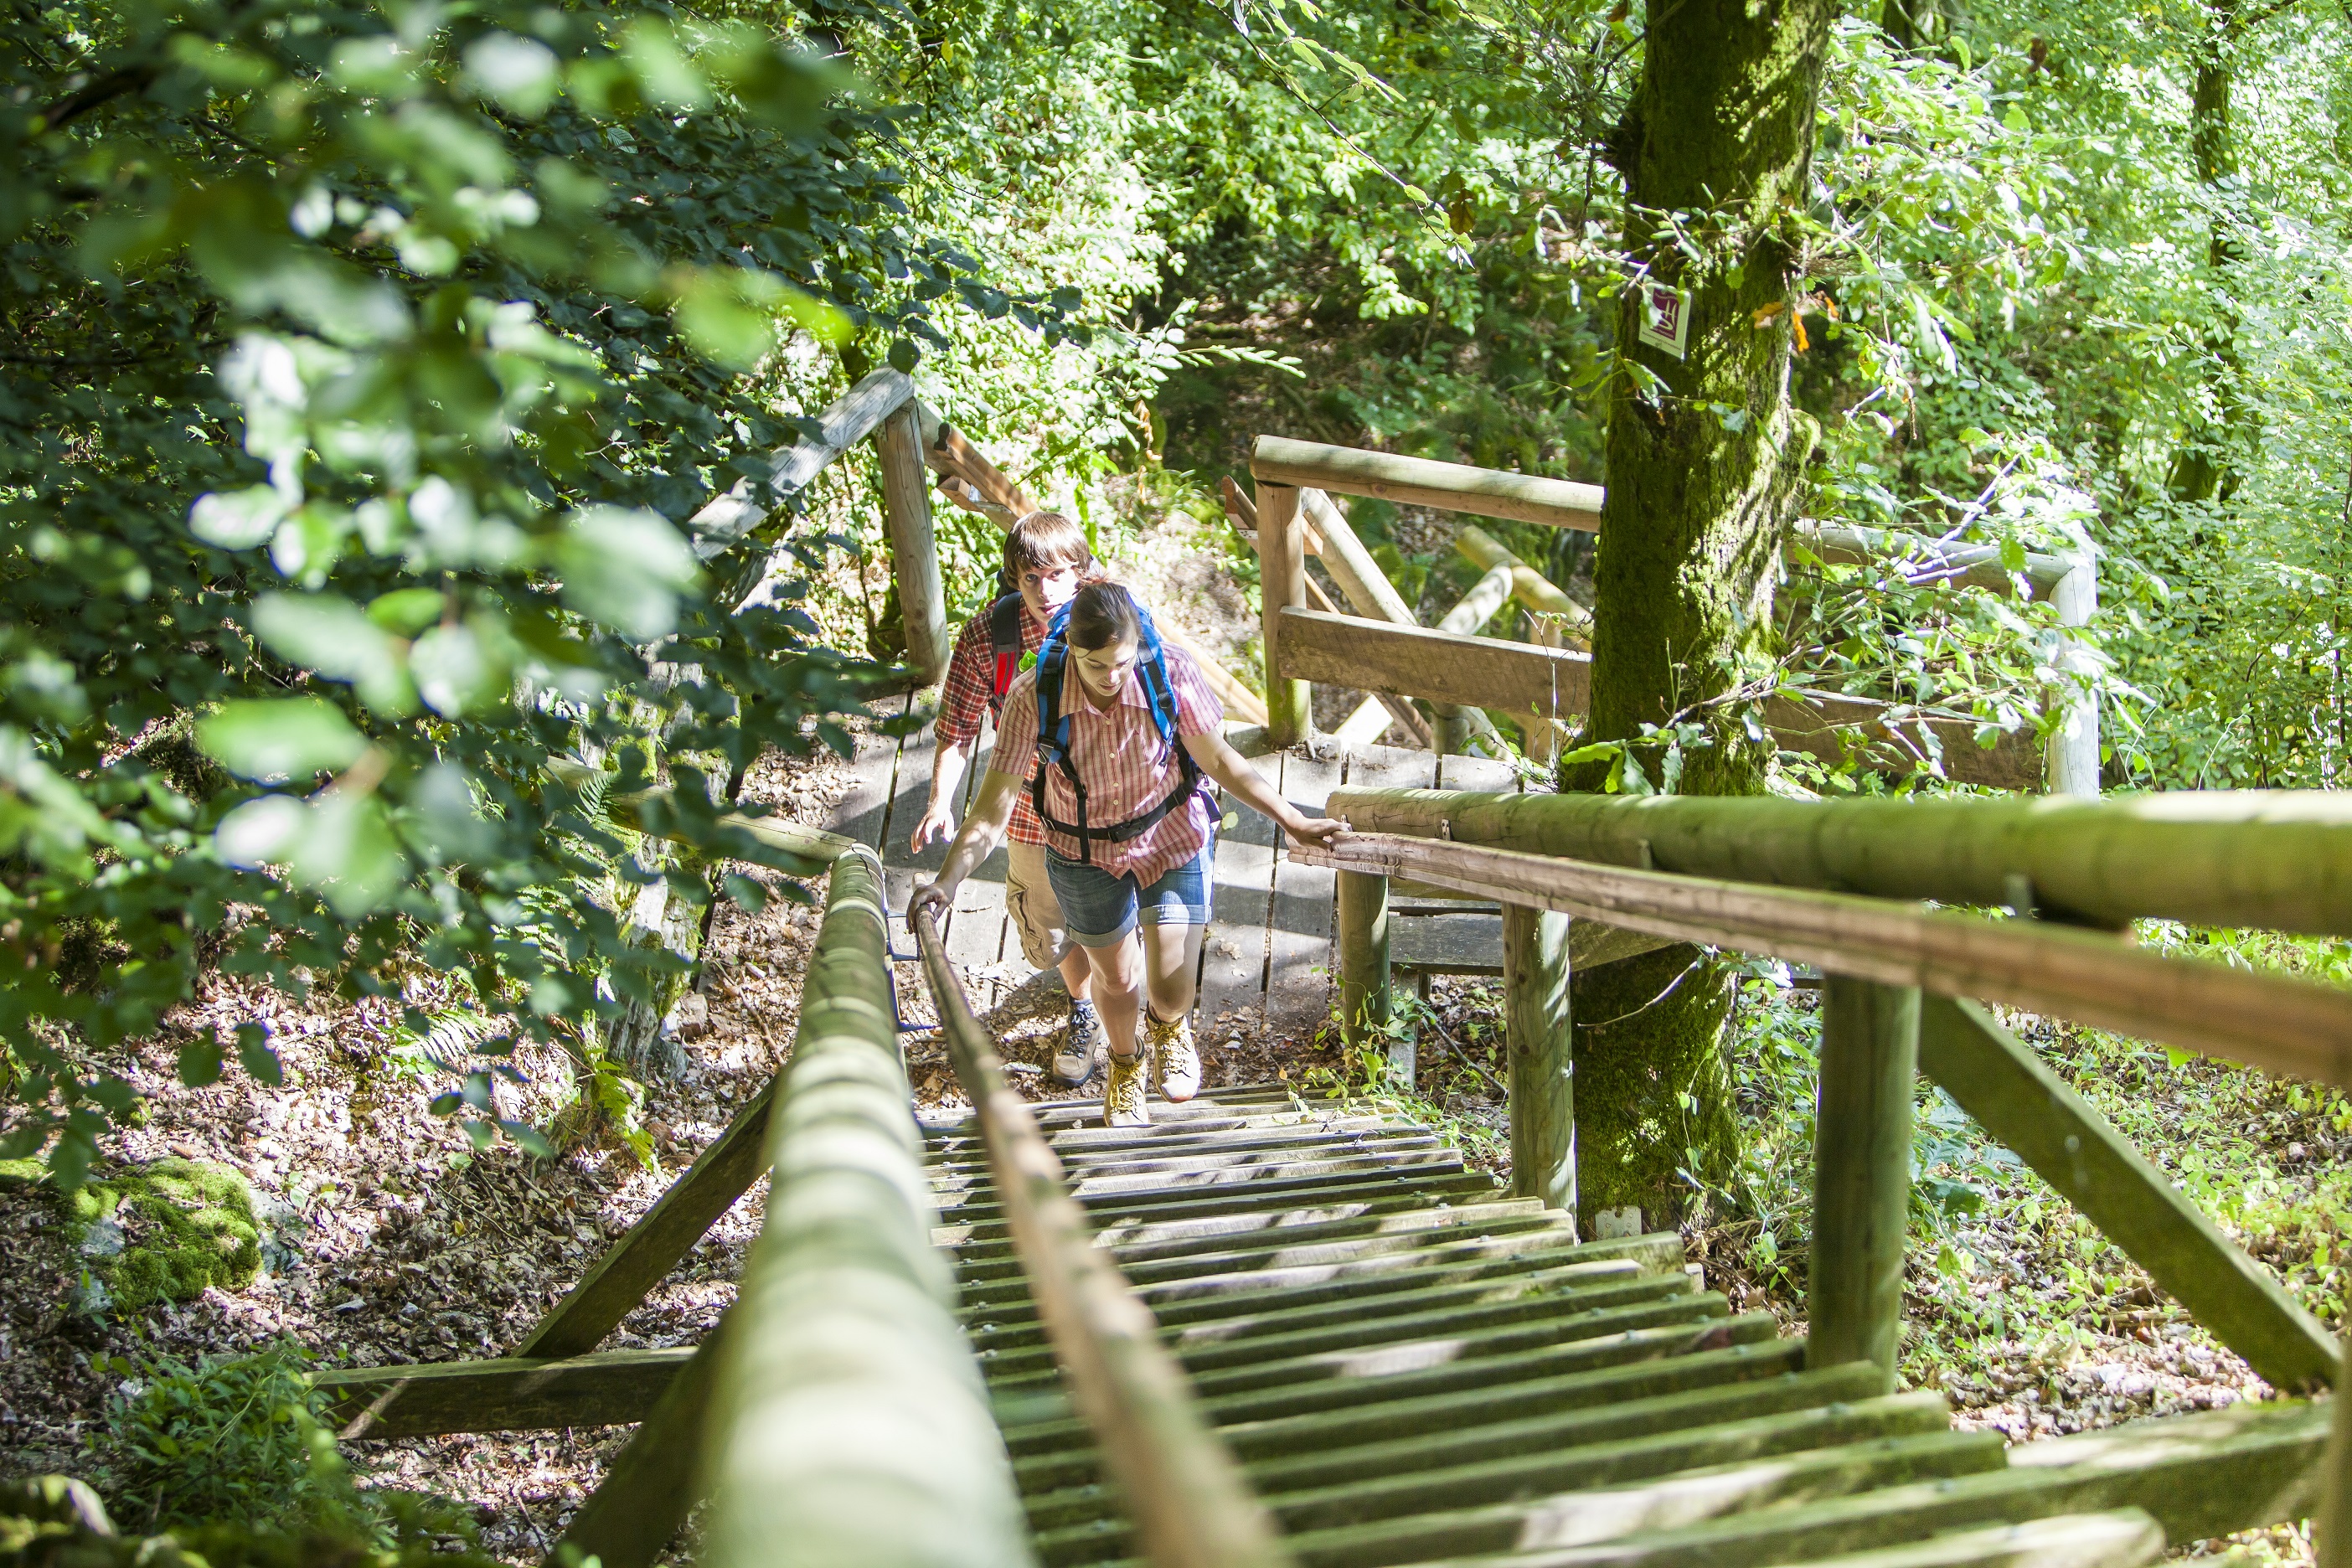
[1280,812,1346,851]
[907,879,952,933]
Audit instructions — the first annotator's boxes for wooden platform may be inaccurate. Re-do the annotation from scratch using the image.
[828,696,1528,1039]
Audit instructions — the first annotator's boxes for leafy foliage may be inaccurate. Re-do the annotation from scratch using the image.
[85,1342,368,1534]
[0,0,1075,1176]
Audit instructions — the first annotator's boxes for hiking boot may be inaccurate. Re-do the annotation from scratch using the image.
[1103,1050,1150,1128]
[1146,1010,1200,1102]
[1053,998,1109,1086]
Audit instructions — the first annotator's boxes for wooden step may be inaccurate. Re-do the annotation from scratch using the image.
[927,1081,2324,1568]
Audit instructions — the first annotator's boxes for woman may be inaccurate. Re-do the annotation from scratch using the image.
[910,582,1342,1127]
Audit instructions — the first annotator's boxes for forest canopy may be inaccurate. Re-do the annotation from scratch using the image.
[6,0,2349,1172]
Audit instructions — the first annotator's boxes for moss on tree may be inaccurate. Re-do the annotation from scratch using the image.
[1569,943,1740,1230]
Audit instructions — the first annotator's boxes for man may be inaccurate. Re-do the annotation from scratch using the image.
[910,511,1110,1085]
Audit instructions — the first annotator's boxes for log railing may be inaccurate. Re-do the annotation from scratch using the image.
[1248,433,2091,795]
[912,907,1297,1568]
[1311,786,2352,1429]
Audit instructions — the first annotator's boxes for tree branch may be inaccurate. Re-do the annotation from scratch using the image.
[34,64,157,132]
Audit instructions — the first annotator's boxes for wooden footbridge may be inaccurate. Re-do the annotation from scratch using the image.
[306,372,2352,1568]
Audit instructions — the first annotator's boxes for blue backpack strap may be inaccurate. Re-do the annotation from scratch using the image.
[1029,604,1096,863]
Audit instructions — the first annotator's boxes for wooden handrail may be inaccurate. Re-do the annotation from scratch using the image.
[1297,830,2352,1092]
[701,849,1034,1568]
[1251,436,1604,531]
[1328,785,2352,936]
[912,909,1295,1568]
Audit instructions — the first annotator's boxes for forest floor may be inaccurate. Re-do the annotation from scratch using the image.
[2,503,2343,1562]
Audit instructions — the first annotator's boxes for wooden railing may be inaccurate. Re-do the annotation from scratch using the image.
[913,907,1296,1568]
[1248,434,2089,794]
[1305,786,2352,1516]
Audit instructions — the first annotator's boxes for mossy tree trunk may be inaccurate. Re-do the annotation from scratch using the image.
[1562,0,1839,1231]
[2166,0,2250,509]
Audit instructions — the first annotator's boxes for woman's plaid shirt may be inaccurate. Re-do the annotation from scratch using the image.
[989,645,1223,885]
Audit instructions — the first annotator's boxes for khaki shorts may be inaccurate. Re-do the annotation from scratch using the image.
[1004,838,1073,971]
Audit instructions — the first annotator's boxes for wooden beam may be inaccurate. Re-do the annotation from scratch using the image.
[702,850,1034,1568]
[688,369,914,560]
[2323,1334,2352,1566]
[317,1349,689,1438]
[1794,520,2071,595]
[1455,524,1592,648]
[514,1076,776,1360]
[1289,830,2352,1096]
[549,1318,732,1568]
[1336,870,1392,1066]
[1919,997,2337,1393]
[1230,481,1428,750]
[916,404,1039,517]
[1764,691,2040,793]
[1322,783,2352,939]
[1251,436,1603,533]
[1809,978,1920,1394]
[875,403,948,683]
[1504,905,1576,1216]
[1259,485,1311,748]
[1277,606,1591,725]
[1300,489,1499,754]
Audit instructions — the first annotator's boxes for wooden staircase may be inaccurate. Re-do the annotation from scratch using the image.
[921,1084,2324,1568]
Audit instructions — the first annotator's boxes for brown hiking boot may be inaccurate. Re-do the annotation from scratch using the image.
[1146,1009,1199,1102]
[1103,1050,1149,1128]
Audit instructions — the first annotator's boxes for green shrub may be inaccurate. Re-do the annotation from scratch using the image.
[67,1162,260,1313]
[83,1344,363,1538]
[1,1470,502,1568]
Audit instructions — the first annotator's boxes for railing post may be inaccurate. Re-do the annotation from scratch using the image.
[1256,482,1310,747]
[1503,905,1575,1215]
[1336,869,1393,1070]
[877,400,950,683]
[1808,976,1920,1393]
[2048,548,2099,797]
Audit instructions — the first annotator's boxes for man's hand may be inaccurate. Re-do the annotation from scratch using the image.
[908,880,952,933]
[909,799,957,853]
[1282,814,1345,850]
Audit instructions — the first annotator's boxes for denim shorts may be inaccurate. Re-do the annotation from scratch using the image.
[1045,839,1214,947]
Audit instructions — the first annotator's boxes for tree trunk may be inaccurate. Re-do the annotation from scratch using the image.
[2167,0,2248,507]
[1562,0,1839,1230]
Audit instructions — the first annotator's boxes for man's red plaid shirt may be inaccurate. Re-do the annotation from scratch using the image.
[936,597,1050,846]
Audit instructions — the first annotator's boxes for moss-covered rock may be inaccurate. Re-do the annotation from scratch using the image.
[65,1160,261,1312]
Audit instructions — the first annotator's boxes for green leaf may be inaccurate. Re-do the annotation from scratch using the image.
[197,699,366,784]
[366,588,446,637]
[464,34,561,117]
[236,1024,282,1088]
[723,872,768,913]
[178,1039,224,1088]
[409,622,504,717]
[556,507,700,641]
[289,791,408,917]
[250,594,415,715]
[190,486,293,550]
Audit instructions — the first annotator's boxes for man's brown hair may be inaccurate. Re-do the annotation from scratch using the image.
[1003,511,1091,578]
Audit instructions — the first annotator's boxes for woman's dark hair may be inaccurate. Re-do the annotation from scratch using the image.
[1066,581,1142,652]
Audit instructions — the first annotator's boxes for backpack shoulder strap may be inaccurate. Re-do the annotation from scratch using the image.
[987,593,1026,711]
